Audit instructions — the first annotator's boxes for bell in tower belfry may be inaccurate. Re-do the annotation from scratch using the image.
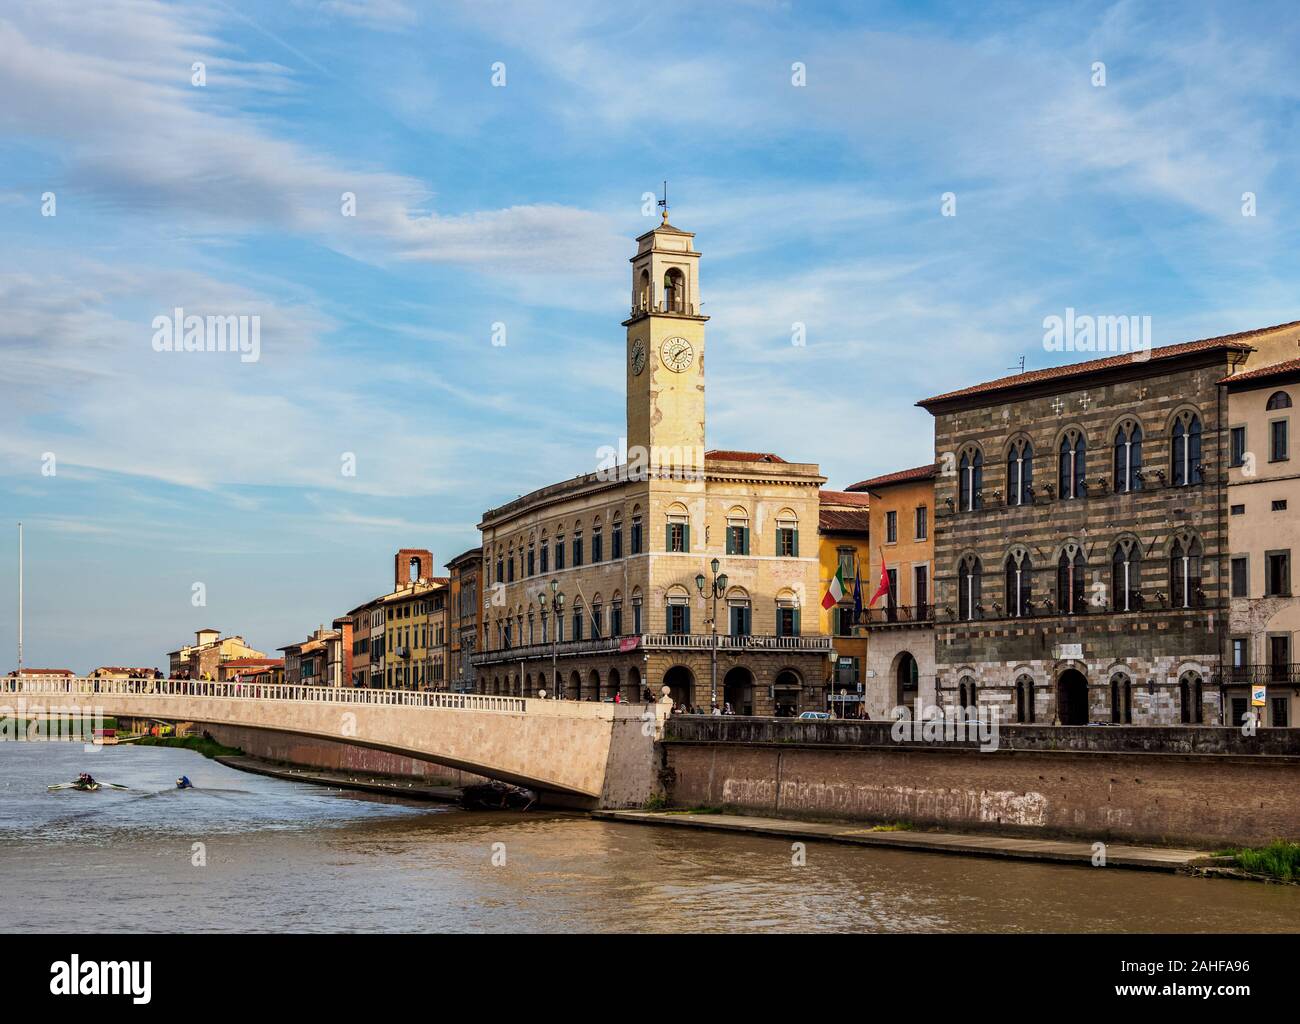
[623,194,709,467]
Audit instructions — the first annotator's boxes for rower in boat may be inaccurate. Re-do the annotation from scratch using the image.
[176,775,193,790]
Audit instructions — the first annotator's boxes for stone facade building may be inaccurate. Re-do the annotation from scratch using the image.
[167,628,265,680]
[472,215,831,713]
[918,323,1300,726]
[447,547,481,694]
[1222,355,1300,727]
[847,464,937,718]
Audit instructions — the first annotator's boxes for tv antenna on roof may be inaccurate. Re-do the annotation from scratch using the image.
[1008,355,1026,374]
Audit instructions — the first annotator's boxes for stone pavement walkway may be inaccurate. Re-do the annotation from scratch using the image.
[592,810,1212,872]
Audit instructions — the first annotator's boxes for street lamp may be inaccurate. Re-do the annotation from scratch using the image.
[828,646,838,716]
[538,579,565,699]
[696,557,728,709]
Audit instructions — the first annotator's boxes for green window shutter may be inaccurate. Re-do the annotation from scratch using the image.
[683,524,690,551]
[726,528,734,555]
[792,529,799,558]
[743,526,750,554]
[793,608,801,635]
[666,524,672,550]
[684,605,691,633]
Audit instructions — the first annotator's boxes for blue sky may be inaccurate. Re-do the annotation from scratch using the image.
[2,0,1299,671]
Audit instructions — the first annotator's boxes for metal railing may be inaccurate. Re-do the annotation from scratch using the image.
[473,631,831,666]
[0,676,527,713]
[1225,664,1300,685]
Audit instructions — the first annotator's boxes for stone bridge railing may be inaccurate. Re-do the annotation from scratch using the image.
[2,676,526,713]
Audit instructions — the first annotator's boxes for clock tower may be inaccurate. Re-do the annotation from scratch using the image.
[623,212,708,468]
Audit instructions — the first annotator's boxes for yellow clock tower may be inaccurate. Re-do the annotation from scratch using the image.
[623,212,708,468]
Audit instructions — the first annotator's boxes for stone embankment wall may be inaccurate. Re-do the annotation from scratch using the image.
[661,717,1300,847]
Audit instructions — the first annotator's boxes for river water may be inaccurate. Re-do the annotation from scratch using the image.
[2,743,1296,933]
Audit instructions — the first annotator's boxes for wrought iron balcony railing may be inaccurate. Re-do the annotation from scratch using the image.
[1224,664,1300,686]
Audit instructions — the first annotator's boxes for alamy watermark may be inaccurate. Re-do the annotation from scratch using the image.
[0,699,107,753]
[1043,308,1151,360]
[889,698,1001,752]
[596,438,705,482]
[151,307,261,363]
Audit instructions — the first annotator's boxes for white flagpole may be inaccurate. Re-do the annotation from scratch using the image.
[17,522,23,674]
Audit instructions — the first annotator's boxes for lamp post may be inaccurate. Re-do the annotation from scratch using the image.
[538,579,565,699]
[828,646,838,716]
[695,558,728,710]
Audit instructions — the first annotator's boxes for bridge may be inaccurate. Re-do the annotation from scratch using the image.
[3,677,667,807]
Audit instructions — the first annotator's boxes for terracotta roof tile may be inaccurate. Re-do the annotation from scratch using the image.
[819,489,872,507]
[1220,356,1300,385]
[916,324,1299,407]
[846,464,937,492]
[819,509,870,533]
[705,449,787,463]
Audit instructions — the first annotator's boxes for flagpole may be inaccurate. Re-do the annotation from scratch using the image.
[17,522,23,674]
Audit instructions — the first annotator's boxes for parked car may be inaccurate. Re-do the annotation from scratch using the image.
[798,711,831,720]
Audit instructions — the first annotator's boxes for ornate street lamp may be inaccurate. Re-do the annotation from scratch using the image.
[538,579,565,699]
[696,558,729,709]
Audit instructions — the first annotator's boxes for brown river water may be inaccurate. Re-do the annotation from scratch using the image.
[2,742,1297,933]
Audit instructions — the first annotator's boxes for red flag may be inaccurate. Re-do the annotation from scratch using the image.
[868,548,891,607]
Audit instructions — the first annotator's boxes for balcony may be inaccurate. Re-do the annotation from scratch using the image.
[1225,664,1300,686]
[471,632,830,667]
[859,604,933,628]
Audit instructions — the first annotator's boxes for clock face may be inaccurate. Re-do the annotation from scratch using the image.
[660,336,694,372]
[630,338,646,375]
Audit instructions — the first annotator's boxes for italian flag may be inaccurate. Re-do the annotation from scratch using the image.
[821,565,846,610]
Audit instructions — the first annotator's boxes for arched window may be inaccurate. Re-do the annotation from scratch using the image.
[1111,538,1141,612]
[1110,672,1133,724]
[1015,675,1035,723]
[1171,411,1203,486]
[958,554,982,620]
[664,268,685,313]
[1113,419,1143,493]
[1266,390,1293,410]
[637,269,651,312]
[958,676,977,715]
[1006,439,1033,506]
[1056,546,1086,614]
[1057,428,1087,499]
[1169,535,1203,609]
[959,448,983,512]
[1179,671,1204,724]
[1004,547,1032,617]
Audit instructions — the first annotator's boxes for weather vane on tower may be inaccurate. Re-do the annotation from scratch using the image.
[658,180,669,223]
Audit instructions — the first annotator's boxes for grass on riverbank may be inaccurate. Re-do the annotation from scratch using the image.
[1215,841,1300,881]
[134,735,243,759]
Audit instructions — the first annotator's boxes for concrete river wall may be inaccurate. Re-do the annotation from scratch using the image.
[660,717,1300,848]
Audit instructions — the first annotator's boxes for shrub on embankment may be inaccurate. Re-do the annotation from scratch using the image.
[135,735,243,759]
[1215,841,1300,881]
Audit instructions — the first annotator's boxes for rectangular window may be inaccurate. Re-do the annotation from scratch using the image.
[1231,636,1248,669]
[1271,419,1289,461]
[1231,556,1248,598]
[540,542,549,573]
[527,549,535,576]
[1271,696,1290,728]
[776,525,798,557]
[667,603,689,635]
[729,604,751,636]
[507,557,514,583]
[572,533,583,567]
[668,521,687,552]
[1273,499,1289,512]
[554,537,565,570]
[885,510,897,543]
[838,549,855,579]
[632,600,642,634]
[915,506,928,541]
[1231,504,1245,516]
[630,517,642,555]
[592,531,603,562]
[776,606,799,637]
[612,526,623,559]
[610,604,622,636]
[726,524,748,555]
[1230,426,1247,467]
[572,610,583,641]
[914,565,929,614]
[836,606,853,636]
[1266,551,1291,597]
